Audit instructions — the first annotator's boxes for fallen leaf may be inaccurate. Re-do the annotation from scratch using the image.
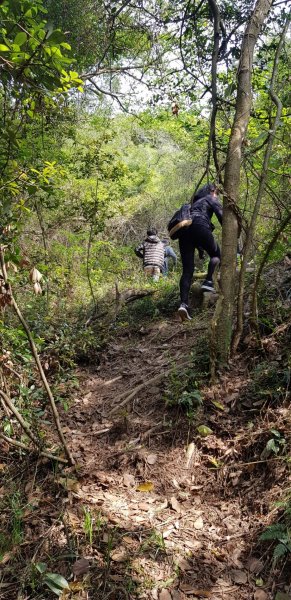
[122,536,136,547]
[139,502,150,511]
[69,581,85,592]
[183,539,202,550]
[0,552,12,565]
[110,547,127,562]
[275,594,291,600]
[171,592,184,600]
[123,473,135,487]
[248,557,263,573]
[254,591,268,600]
[162,526,175,538]
[110,574,124,582]
[185,442,195,468]
[177,557,192,571]
[136,481,154,492]
[83,392,92,405]
[196,425,213,437]
[72,558,90,577]
[159,590,172,600]
[147,453,158,465]
[193,516,204,530]
[170,496,182,514]
[180,584,211,597]
[57,477,79,492]
[230,569,248,584]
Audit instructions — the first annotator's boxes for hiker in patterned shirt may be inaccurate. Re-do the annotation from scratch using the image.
[135,228,165,282]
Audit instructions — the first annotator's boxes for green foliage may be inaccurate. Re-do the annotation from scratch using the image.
[260,493,291,563]
[164,365,203,421]
[262,429,286,458]
[83,506,94,545]
[34,562,69,596]
[0,490,24,559]
[141,530,166,556]
[241,359,290,408]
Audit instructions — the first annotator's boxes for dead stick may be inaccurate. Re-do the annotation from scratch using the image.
[111,357,190,406]
[0,432,68,464]
[109,359,190,416]
[0,246,74,465]
[140,421,163,440]
[0,394,11,419]
[0,389,41,448]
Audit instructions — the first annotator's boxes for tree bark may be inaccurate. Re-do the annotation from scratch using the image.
[212,0,273,367]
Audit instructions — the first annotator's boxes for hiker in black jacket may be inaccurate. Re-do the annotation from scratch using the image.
[135,228,165,282]
[178,183,222,321]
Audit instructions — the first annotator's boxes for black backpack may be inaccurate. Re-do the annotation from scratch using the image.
[167,203,192,240]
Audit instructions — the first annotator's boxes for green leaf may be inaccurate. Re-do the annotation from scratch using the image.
[44,573,69,595]
[0,44,10,52]
[265,439,279,454]
[14,32,27,46]
[61,42,71,50]
[211,400,225,411]
[35,562,47,574]
[197,425,213,437]
[47,30,66,45]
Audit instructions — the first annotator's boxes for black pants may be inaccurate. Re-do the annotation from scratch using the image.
[179,222,221,305]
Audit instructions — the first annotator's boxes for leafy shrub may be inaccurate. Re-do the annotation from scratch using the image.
[260,493,291,562]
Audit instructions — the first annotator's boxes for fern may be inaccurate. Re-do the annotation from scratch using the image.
[273,543,288,561]
[259,524,287,541]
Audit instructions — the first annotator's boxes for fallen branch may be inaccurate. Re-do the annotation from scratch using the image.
[140,421,164,440]
[115,282,154,314]
[108,359,190,416]
[0,432,68,464]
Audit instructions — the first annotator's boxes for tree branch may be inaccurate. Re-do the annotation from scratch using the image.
[0,246,74,465]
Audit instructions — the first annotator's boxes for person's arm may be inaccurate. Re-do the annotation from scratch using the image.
[211,198,223,225]
[135,243,144,259]
[166,246,177,265]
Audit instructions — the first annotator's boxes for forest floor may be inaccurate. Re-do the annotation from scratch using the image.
[0,267,290,600]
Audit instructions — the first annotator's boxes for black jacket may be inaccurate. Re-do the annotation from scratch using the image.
[135,235,165,269]
[191,194,223,228]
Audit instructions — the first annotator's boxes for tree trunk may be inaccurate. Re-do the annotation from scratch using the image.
[232,19,288,353]
[212,0,273,367]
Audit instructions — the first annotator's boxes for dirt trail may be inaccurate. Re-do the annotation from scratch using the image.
[62,309,290,600]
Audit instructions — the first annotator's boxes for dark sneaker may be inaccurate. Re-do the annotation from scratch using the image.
[178,303,192,321]
[201,280,215,292]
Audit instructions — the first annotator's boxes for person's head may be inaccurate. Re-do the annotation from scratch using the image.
[192,183,218,203]
[147,227,157,236]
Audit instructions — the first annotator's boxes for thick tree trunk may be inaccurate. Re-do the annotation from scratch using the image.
[213,0,273,367]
